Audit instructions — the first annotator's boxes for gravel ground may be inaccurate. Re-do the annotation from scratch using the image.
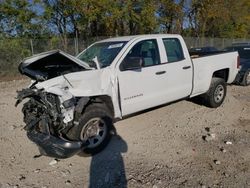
[0,79,249,188]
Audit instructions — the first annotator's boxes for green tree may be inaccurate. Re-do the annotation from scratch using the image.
[188,0,250,38]
[0,0,44,37]
[157,0,186,34]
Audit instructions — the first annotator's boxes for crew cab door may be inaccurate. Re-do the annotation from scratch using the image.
[158,37,193,102]
[117,37,192,116]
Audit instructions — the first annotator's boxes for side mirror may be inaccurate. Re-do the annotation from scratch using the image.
[121,57,142,71]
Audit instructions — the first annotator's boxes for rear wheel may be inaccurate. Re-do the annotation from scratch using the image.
[202,77,227,108]
[241,69,250,86]
[69,103,113,155]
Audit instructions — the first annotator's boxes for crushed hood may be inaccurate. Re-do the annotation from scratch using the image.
[35,68,113,97]
[19,50,91,81]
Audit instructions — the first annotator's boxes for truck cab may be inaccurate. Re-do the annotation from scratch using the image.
[110,35,193,116]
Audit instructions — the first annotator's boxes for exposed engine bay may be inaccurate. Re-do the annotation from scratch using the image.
[16,87,89,158]
[18,50,91,81]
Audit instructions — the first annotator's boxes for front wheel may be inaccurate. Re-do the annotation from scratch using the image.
[241,69,250,86]
[69,103,113,155]
[202,77,227,108]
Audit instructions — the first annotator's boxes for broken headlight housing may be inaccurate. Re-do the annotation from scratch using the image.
[62,98,76,109]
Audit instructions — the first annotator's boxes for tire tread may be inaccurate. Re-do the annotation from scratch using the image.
[203,77,227,108]
[68,103,113,155]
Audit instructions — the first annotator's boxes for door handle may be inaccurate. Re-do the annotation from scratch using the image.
[183,66,191,70]
[155,71,166,75]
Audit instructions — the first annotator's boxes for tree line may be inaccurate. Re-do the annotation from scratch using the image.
[0,0,249,77]
[1,0,250,39]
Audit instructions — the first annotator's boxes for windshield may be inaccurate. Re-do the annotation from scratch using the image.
[224,46,250,60]
[78,41,127,68]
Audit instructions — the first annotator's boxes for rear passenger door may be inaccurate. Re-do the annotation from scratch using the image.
[159,38,193,101]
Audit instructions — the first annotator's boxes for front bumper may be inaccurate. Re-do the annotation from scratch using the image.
[27,130,86,159]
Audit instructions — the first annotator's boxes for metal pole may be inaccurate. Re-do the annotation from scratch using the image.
[75,30,79,55]
[30,39,34,55]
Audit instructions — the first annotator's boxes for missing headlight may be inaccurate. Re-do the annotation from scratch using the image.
[62,98,76,108]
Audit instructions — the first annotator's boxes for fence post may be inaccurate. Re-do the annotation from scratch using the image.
[75,31,79,55]
[210,38,214,47]
[30,39,34,55]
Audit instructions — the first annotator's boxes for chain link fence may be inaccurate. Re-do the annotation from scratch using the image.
[29,36,107,56]
[183,37,250,49]
[0,36,249,78]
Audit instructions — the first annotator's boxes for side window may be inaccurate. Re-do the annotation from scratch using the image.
[163,38,184,63]
[121,39,160,70]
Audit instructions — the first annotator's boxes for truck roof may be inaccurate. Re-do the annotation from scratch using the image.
[99,34,181,43]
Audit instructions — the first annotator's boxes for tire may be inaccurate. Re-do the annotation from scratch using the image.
[69,103,113,155]
[241,69,250,86]
[202,77,227,108]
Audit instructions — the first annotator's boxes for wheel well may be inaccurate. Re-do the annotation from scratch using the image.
[90,95,114,117]
[212,68,229,82]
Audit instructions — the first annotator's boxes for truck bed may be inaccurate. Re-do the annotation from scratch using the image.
[190,51,239,97]
[189,50,226,58]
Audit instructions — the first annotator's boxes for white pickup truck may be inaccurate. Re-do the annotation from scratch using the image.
[16,34,239,158]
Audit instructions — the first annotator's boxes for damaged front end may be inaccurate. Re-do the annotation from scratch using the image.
[15,49,117,158]
[16,87,88,159]
[14,50,94,158]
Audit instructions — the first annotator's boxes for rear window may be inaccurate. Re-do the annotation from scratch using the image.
[162,38,184,62]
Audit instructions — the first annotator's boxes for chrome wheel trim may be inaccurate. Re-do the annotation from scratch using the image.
[80,117,107,148]
[214,85,225,103]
